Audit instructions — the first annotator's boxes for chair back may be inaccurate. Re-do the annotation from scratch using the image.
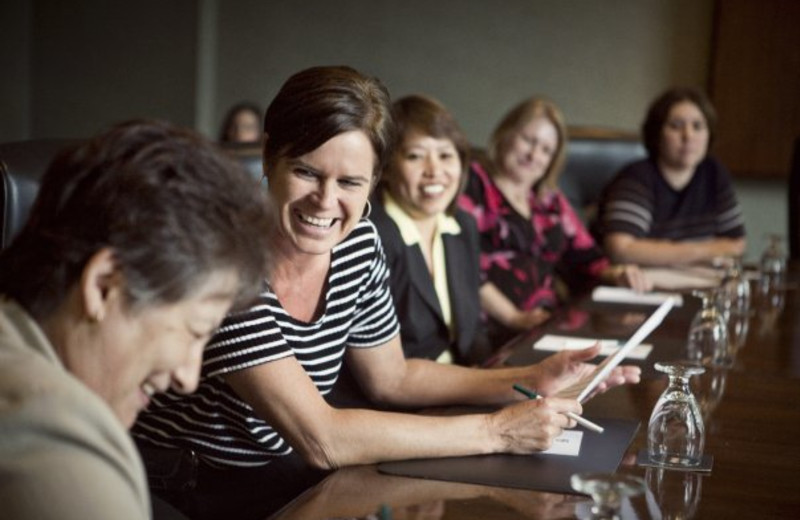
[0,139,80,249]
[558,127,646,224]
[789,137,800,261]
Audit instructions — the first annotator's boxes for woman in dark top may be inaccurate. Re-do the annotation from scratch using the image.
[371,94,490,366]
[596,87,746,266]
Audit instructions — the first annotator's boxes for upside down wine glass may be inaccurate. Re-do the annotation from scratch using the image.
[688,288,731,367]
[647,361,706,468]
[758,234,786,310]
[570,472,647,520]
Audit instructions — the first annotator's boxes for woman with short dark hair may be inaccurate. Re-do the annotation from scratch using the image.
[134,67,641,520]
[596,86,746,266]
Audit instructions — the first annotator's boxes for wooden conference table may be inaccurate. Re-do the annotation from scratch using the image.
[269,270,800,520]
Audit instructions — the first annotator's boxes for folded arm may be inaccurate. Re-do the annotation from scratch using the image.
[605,232,746,267]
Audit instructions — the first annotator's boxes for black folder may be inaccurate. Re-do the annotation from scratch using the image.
[377,417,639,494]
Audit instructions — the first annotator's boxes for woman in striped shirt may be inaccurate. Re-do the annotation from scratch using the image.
[133,66,641,520]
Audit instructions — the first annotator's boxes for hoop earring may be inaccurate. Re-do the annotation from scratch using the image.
[362,200,372,219]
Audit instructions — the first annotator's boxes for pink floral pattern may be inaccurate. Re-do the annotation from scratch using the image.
[458,162,609,312]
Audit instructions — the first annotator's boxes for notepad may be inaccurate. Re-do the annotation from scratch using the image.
[533,334,653,360]
[557,298,675,402]
[592,286,683,307]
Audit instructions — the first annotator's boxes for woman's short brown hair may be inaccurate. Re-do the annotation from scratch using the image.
[0,119,273,320]
[385,94,471,215]
[641,86,718,159]
[263,65,395,183]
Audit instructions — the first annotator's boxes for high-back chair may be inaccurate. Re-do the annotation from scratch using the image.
[0,139,81,249]
[558,127,646,225]
[789,136,800,262]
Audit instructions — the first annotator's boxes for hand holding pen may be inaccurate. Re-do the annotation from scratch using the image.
[513,384,605,434]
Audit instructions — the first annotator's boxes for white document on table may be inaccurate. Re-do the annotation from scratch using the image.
[557,298,675,403]
[541,429,583,456]
[592,285,683,307]
[643,266,722,290]
[533,334,653,360]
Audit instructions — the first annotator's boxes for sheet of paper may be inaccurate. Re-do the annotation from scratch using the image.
[541,430,583,456]
[592,285,683,307]
[557,298,675,403]
[643,267,722,290]
[533,334,653,360]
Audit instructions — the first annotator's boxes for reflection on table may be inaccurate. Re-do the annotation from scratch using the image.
[269,271,800,519]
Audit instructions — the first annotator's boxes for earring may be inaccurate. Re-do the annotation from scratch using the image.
[362,200,372,219]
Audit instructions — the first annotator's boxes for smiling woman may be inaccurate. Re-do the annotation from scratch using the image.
[0,120,273,519]
[458,97,649,347]
[132,66,642,520]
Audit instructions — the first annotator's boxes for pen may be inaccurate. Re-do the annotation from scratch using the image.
[512,383,605,434]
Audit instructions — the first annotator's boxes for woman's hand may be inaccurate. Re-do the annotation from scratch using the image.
[609,264,653,293]
[488,396,582,453]
[521,344,641,399]
[508,307,552,330]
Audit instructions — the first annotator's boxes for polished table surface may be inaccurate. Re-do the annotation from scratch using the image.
[269,274,800,520]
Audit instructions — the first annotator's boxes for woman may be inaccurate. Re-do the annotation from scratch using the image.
[133,67,640,520]
[219,101,263,144]
[596,87,746,266]
[458,97,649,346]
[372,94,489,365]
[0,120,273,519]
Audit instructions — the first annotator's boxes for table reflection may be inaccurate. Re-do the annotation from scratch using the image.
[269,271,800,520]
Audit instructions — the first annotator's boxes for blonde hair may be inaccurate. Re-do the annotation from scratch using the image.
[488,96,567,196]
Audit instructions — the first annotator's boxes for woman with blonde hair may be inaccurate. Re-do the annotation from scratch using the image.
[460,97,649,345]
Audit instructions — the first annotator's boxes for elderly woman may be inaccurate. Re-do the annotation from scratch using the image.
[458,97,650,346]
[0,120,272,519]
[133,67,640,520]
[596,87,746,266]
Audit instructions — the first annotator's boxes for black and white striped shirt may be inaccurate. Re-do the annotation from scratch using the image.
[132,220,400,467]
[596,157,745,241]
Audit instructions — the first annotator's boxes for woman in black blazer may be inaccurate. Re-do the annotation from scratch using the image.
[371,94,491,366]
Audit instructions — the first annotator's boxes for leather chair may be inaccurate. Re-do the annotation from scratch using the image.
[789,136,800,261]
[1,139,81,249]
[558,127,646,224]
[219,142,263,183]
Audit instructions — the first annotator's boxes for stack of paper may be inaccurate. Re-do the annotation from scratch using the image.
[592,286,683,307]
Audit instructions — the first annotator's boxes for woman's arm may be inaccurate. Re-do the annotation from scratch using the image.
[605,232,746,266]
[478,282,551,331]
[224,345,581,470]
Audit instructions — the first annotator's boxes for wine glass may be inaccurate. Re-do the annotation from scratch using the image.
[647,361,706,469]
[758,234,786,310]
[694,364,729,421]
[570,472,647,519]
[715,255,750,321]
[688,289,731,367]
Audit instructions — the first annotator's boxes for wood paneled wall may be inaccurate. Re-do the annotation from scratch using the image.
[709,0,800,178]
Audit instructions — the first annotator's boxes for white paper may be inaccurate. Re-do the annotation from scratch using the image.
[541,429,583,456]
[592,285,683,307]
[557,298,675,403]
[533,334,653,360]
[643,267,722,290]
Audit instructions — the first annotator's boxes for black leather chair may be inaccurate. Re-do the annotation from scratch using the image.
[219,142,263,182]
[558,128,646,224]
[1,139,81,249]
[789,136,800,261]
